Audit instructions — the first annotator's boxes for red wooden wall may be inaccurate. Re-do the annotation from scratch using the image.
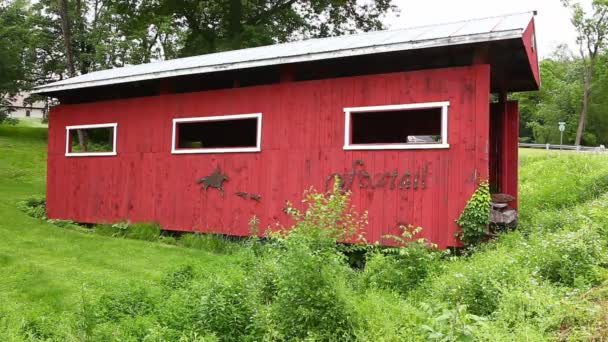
[46,65,491,248]
[489,101,519,208]
[523,18,540,88]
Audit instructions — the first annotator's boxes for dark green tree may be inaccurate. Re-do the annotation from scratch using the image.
[0,0,32,122]
[563,0,608,145]
[159,0,397,57]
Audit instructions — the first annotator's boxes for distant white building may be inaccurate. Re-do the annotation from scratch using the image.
[6,93,47,119]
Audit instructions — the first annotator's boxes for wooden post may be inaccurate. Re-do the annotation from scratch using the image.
[496,91,519,209]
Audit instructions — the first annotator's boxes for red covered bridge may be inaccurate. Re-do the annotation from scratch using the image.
[34,12,539,248]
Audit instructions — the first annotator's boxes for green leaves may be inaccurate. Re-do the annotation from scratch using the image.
[0,0,32,123]
[455,181,491,247]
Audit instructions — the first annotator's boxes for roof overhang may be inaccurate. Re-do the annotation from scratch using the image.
[33,12,540,99]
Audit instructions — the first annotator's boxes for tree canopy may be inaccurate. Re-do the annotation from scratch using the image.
[0,0,397,122]
[515,1,608,146]
[0,0,33,120]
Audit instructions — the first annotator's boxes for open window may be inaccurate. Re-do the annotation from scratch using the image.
[65,123,117,157]
[172,113,262,154]
[343,102,449,150]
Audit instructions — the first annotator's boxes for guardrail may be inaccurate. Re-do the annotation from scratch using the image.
[519,143,608,153]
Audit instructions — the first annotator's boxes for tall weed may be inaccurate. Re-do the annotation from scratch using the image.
[178,233,235,254]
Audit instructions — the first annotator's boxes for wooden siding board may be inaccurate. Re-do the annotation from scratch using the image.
[522,19,540,89]
[503,101,519,208]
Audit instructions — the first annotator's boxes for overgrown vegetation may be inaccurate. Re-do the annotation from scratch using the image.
[14,203,241,254]
[4,127,608,340]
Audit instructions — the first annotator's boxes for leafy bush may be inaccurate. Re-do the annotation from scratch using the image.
[429,244,529,316]
[95,223,125,237]
[46,218,78,228]
[362,226,440,296]
[526,228,604,287]
[192,277,256,341]
[254,187,364,340]
[95,285,157,322]
[17,196,46,219]
[266,238,358,340]
[161,264,195,290]
[490,281,566,333]
[159,235,178,245]
[156,286,202,335]
[419,303,487,341]
[125,222,161,241]
[178,233,235,254]
[1,117,18,126]
[353,292,428,341]
[455,181,491,246]
[96,221,161,241]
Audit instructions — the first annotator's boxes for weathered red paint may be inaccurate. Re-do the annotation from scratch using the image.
[523,18,540,88]
[47,65,492,248]
[489,100,519,208]
[501,101,519,209]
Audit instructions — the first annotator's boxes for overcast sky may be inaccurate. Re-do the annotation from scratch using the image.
[384,0,593,59]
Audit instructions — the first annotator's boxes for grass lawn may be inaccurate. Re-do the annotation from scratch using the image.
[0,126,239,316]
[11,117,48,128]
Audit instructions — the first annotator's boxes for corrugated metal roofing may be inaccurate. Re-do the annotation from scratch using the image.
[33,11,535,94]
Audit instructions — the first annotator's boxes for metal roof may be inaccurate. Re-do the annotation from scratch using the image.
[34,11,535,94]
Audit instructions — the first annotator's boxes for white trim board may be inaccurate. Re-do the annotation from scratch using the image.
[343,101,450,151]
[171,113,262,154]
[65,123,118,157]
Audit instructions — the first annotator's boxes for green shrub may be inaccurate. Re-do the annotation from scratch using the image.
[17,196,46,219]
[455,181,491,246]
[259,186,364,341]
[353,291,429,341]
[92,315,158,342]
[268,242,358,340]
[125,222,161,241]
[46,218,77,228]
[491,281,566,333]
[20,315,56,340]
[429,245,529,316]
[526,228,604,287]
[95,221,130,238]
[161,265,195,290]
[419,303,487,341]
[192,277,256,341]
[95,285,157,322]
[156,288,200,335]
[178,233,234,254]
[95,221,161,241]
[159,235,177,245]
[362,227,440,296]
[1,117,18,126]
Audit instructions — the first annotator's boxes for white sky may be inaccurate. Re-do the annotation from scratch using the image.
[384,0,593,59]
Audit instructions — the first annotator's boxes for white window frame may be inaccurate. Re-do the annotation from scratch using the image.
[171,113,262,154]
[65,123,118,157]
[343,101,450,150]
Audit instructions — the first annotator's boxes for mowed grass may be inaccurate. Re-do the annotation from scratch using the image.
[0,126,239,317]
[13,117,48,128]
